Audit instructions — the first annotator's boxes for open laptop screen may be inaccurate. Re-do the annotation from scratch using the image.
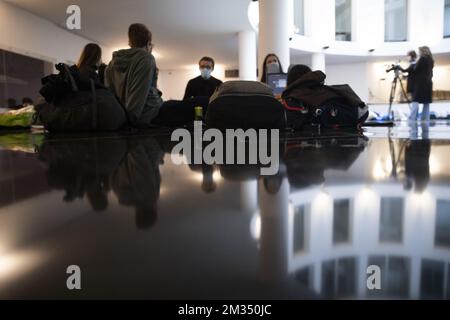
[267,73,288,95]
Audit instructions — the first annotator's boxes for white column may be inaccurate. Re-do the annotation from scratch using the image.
[239,30,257,81]
[311,53,326,73]
[259,178,290,283]
[258,0,291,73]
[240,180,258,212]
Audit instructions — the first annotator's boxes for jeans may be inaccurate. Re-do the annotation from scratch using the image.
[409,102,430,122]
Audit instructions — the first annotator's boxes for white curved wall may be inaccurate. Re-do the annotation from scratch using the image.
[291,0,450,56]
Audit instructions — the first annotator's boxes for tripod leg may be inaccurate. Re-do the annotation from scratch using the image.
[399,79,410,105]
[388,78,398,120]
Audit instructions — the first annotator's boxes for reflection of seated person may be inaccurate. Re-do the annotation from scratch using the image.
[38,139,127,212]
[404,139,431,193]
[110,137,164,229]
[183,57,223,100]
[189,164,217,193]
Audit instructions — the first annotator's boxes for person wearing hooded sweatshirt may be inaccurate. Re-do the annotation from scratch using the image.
[105,23,162,128]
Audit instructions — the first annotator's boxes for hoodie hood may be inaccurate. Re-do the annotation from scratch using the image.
[112,48,152,73]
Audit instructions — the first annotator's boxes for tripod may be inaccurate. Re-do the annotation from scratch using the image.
[387,68,410,121]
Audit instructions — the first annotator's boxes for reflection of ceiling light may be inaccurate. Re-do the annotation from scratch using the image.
[313,190,331,212]
[429,155,441,175]
[250,211,261,241]
[373,158,392,180]
[0,250,46,282]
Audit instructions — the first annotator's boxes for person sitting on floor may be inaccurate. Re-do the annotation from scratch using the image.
[106,23,209,129]
[76,43,106,83]
[105,23,163,128]
[260,53,285,84]
[183,56,223,100]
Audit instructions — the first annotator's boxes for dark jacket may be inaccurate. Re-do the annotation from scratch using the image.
[183,76,222,100]
[412,56,434,104]
[105,48,163,128]
[77,65,100,83]
[282,71,365,109]
[401,62,417,94]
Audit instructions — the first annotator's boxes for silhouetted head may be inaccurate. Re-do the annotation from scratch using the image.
[128,23,153,52]
[264,176,283,195]
[77,43,102,71]
[261,53,284,83]
[22,97,34,107]
[287,64,312,86]
[407,50,417,62]
[86,188,108,212]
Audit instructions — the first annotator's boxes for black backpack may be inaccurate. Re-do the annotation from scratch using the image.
[35,63,127,132]
[282,71,369,129]
[206,81,286,130]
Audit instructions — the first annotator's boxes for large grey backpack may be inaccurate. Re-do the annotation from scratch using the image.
[206,81,286,130]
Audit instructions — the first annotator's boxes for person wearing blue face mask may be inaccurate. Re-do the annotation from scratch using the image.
[183,56,223,100]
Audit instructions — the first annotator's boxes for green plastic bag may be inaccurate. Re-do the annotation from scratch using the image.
[0,106,35,128]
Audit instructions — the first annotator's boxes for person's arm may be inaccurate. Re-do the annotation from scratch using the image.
[183,80,194,100]
[125,56,154,126]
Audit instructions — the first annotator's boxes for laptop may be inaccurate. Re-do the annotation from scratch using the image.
[267,73,288,95]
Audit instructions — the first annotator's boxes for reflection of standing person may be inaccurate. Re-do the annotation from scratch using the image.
[404,136,431,193]
[409,46,434,122]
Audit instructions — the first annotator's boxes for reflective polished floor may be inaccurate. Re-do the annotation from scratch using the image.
[1,121,450,300]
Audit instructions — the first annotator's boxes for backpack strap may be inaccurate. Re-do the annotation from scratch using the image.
[90,79,97,130]
[61,64,79,92]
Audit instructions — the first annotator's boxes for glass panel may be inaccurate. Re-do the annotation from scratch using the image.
[296,266,314,289]
[435,200,450,248]
[445,0,450,38]
[336,257,356,297]
[293,0,305,35]
[385,0,408,42]
[321,260,337,297]
[293,205,306,253]
[335,0,352,41]
[321,258,356,298]
[333,199,351,244]
[420,259,445,300]
[0,49,51,111]
[380,198,404,243]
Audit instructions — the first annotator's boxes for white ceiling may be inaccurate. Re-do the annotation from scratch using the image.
[5,0,253,69]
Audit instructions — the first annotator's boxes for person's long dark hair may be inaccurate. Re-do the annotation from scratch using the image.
[77,43,102,72]
[260,53,284,83]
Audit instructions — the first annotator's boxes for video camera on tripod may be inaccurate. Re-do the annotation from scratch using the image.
[386,61,410,120]
[386,63,403,74]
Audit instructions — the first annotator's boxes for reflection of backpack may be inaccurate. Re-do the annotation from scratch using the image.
[36,63,127,132]
[206,81,286,130]
[282,71,369,129]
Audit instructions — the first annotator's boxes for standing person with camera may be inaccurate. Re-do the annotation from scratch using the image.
[400,51,418,100]
[409,46,434,122]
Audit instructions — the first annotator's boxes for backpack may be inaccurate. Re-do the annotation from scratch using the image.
[206,81,286,130]
[35,63,127,132]
[282,71,369,129]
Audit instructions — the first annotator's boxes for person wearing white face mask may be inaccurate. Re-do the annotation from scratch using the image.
[183,56,223,100]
